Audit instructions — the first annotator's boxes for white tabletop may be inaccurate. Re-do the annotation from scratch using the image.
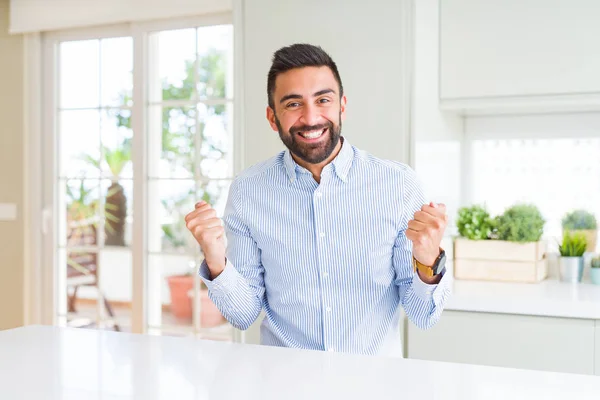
[446,279,600,319]
[1,325,599,399]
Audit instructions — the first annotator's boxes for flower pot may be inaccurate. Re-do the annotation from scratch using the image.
[591,269,600,285]
[558,257,584,283]
[167,275,194,319]
[166,275,226,327]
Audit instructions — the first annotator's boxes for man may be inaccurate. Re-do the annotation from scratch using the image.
[185,43,451,357]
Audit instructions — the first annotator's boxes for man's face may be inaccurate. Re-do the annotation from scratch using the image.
[267,66,346,165]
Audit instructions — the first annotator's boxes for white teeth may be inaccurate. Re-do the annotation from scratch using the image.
[300,129,325,139]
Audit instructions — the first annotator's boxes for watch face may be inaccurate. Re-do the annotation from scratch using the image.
[435,251,446,274]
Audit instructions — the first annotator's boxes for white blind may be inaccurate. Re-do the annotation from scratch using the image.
[9,0,232,34]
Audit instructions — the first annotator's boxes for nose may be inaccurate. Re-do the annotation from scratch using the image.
[299,102,321,127]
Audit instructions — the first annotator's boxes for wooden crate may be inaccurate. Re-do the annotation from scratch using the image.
[453,238,547,283]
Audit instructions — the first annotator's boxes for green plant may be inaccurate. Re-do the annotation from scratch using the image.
[456,205,496,240]
[591,256,600,268]
[558,231,588,257]
[562,209,597,230]
[496,203,545,243]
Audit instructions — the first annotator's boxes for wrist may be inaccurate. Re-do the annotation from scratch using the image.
[206,256,226,279]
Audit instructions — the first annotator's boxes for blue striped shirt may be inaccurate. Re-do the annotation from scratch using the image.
[199,137,452,356]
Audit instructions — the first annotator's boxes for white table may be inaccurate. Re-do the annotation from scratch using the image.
[1,325,599,399]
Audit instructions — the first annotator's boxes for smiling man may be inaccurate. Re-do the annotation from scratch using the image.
[185,43,452,357]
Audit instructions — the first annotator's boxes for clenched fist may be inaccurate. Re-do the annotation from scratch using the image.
[406,202,448,268]
[185,201,226,278]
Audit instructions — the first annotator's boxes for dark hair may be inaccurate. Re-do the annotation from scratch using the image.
[267,43,344,109]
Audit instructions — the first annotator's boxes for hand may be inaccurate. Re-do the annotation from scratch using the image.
[406,202,448,267]
[185,201,226,278]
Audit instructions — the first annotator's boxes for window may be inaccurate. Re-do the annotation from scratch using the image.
[44,15,235,339]
[470,137,600,251]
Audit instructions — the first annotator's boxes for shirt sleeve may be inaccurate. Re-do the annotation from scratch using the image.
[197,178,265,330]
[392,167,452,330]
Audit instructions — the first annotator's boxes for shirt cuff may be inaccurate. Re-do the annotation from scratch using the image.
[411,267,453,305]
[198,258,240,299]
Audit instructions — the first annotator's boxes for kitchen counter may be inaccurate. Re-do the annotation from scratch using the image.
[1,325,599,399]
[446,279,600,319]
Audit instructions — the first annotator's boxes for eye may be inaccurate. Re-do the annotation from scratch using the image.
[287,102,301,108]
[318,98,331,104]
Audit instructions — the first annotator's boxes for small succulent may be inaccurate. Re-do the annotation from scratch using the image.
[496,203,545,243]
[456,205,496,240]
[558,231,588,257]
[562,209,597,230]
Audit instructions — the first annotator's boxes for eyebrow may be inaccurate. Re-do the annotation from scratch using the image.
[279,88,336,104]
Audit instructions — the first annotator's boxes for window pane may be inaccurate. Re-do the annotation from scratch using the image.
[102,179,133,247]
[198,103,233,179]
[148,106,196,179]
[148,179,196,253]
[100,37,133,107]
[197,25,233,99]
[197,180,232,217]
[101,109,133,179]
[60,40,100,109]
[471,138,600,251]
[149,29,196,103]
[63,179,100,249]
[62,248,132,332]
[59,110,101,178]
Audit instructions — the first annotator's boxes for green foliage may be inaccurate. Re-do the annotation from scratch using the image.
[561,209,597,230]
[496,203,545,243]
[558,231,588,257]
[591,256,600,269]
[456,205,496,240]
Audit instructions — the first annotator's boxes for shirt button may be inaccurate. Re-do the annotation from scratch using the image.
[316,192,322,198]
[326,306,332,313]
[319,232,325,238]
[323,272,329,279]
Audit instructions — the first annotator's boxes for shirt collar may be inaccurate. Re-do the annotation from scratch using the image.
[283,136,353,184]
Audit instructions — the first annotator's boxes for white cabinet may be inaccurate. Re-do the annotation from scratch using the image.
[407,310,596,375]
[439,0,600,112]
[596,320,600,376]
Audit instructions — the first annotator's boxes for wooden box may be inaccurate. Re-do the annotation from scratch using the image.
[453,238,547,283]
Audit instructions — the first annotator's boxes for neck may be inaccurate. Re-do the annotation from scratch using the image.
[292,138,343,183]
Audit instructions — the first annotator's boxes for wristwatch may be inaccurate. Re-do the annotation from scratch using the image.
[413,248,446,278]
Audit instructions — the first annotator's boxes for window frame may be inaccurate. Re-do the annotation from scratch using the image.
[38,13,241,336]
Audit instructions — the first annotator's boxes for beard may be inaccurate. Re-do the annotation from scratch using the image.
[275,112,342,165]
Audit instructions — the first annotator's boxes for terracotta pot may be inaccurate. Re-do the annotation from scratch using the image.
[166,275,225,327]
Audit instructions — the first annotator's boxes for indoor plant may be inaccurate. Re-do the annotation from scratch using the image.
[591,256,600,285]
[454,203,547,283]
[562,209,597,252]
[456,204,496,240]
[557,231,587,283]
[495,203,545,243]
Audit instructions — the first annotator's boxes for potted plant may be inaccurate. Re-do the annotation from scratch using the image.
[591,256,600,285]
[166,263,226,328]
[562,209,597,252]
[454,203,547,283]
[557,231,587,283]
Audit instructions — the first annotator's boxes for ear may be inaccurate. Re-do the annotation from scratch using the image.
[266,106,279,131]
[340,95,347,122]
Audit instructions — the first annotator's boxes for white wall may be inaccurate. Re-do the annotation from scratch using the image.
[239,0,413,168]
[412,0,463,246]
[9,0,232,33]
